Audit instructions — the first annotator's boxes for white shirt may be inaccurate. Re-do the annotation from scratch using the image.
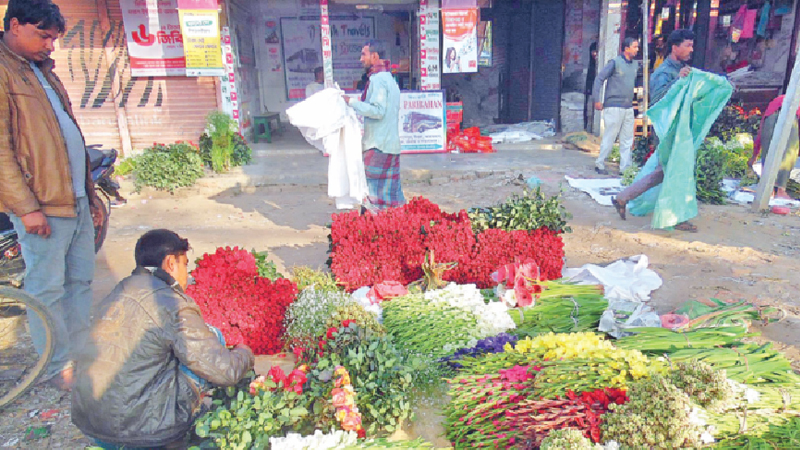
[305,82,324,99]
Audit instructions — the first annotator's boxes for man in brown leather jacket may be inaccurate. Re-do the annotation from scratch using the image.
[73,229,255,449]
[0,0,101,390]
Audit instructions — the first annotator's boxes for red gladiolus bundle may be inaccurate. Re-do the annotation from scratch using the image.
[506,388,629,445]
[330,197,565,291]
[187,247,298,354]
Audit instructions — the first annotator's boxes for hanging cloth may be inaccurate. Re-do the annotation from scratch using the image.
[741,9,758,39]
[730,5,747,42]
[757,1,771,37]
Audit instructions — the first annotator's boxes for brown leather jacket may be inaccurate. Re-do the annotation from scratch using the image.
[0,33,94,218]
[72,267,254,447]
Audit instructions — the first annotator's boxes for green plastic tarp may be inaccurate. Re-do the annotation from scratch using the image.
[628,70,733,229]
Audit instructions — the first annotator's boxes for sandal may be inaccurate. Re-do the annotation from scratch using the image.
[611,197,626,220]
[674,221,698,233]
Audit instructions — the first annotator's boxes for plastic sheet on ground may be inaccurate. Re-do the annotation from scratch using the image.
[563,255,663,303]
[564,176,622,206]
[286,88,367,209]
[483,121,556,144]
[722,179,800,207]
[599,300,662,338]
[564,255,663,338]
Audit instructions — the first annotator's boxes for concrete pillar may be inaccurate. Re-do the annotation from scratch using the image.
[593,0,622,135]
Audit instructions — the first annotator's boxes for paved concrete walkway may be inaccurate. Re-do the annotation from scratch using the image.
[196,128,596,190]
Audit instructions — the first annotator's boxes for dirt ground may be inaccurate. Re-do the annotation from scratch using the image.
[1,145,799,448]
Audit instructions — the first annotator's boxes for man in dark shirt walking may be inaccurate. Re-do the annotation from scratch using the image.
[593,37,640,174]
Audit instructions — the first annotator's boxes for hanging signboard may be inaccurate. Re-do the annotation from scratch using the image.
[442,9,478,74]
[419,4,441,90]
[120,0,186,76]
[399,90,447,154]
[179,9,225,76]
[280,16,376,100]
[320,0,334,88]
[220,27,240,123]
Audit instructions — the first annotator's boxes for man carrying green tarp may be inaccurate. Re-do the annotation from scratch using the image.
[611,29,733,232]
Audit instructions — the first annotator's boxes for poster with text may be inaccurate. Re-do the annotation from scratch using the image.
[419,6,441,90]
[179,9,224,76]
[442,9,478,74]
[120,0,186,76]
[280,16,376,100]
[399,91,447,154]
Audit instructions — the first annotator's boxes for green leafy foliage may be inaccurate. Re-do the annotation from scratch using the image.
[200,110,246,173]
[468,188,572,234]
[633,135,655,167]
[252,249,283,281]
[114,158,136,177]
[715,417,800,449]
[620,164,640,186]
[200,131,252,169]
[195,384,309,450]
[131,142,205,193]
[696,139,727,205]
[707,99,761,143]
[307,326,414,435]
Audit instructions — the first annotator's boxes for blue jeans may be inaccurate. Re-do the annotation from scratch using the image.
[10,197,95,378]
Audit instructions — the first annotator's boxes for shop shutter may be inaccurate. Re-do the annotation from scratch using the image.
[0,0,219,153]
[530,0,565,128]
[500,0,533,123]
[106,0,219,151]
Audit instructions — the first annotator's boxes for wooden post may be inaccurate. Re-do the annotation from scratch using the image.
[96,0,133,158]
[751,51,800,211]
[641,0,649,138]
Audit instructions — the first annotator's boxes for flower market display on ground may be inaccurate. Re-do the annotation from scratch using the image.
[185,191,799,449]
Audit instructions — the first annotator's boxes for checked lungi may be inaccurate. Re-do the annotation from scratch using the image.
[363,148,405,210]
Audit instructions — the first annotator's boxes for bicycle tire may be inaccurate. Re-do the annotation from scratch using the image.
[0,286,55,408]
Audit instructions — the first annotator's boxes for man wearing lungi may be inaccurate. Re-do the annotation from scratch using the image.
[344,40,404,211]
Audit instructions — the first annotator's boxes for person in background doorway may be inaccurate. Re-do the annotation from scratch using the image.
[72,229,254,449]
[751,95,800,200]
[584,42,598,131]
[0,0,103,390]
[649,35,666,71]
[343,41,404,212]
[612,29,698,232]
[305,66,324,98]
[593,37,640,175]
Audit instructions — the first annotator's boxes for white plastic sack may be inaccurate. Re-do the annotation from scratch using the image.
[563,255,663,302]
[286,89,368,209]
[565,175,623,206]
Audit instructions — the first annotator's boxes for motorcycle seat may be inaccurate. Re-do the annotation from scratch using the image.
[87,146,117,171]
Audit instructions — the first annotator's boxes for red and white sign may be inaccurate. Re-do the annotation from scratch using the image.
[442,9,478,74]
[221,27,240,124]
[120,0,186,76]
[419,4,440,90]
[320,0,334,88]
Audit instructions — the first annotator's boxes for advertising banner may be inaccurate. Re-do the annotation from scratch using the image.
[419,5,440,90]
[179,9,225,76]
[120,0,186,76]
[442,9,478,74]
[399,91,447,154]
[220,27,239,122]
[320,0,334,88]
[281,16,376,100]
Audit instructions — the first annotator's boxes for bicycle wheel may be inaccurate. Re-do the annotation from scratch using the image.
[0,286,55,408]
